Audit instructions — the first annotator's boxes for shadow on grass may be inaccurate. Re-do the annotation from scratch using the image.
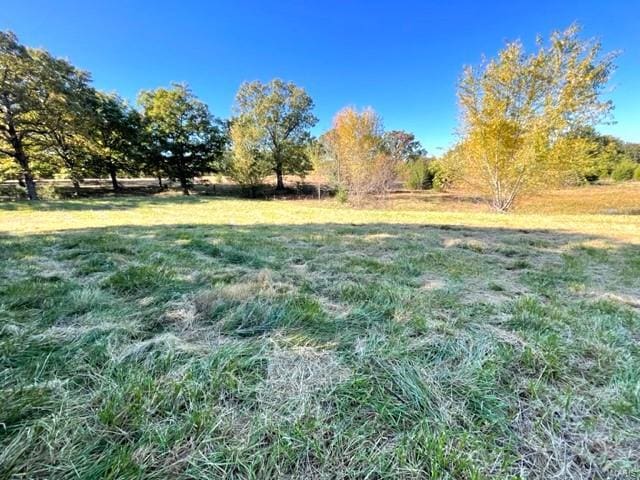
[0,194,221,212]
[0,182,323,211]
[3,220,638,310]
[2,221,639,479]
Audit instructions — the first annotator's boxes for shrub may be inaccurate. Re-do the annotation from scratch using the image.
[611,159,637,182]
[404,159,434,190]
[335,185,348,204]
[38,183,63,200]
[430,160,452,191]
[634,166,640,181]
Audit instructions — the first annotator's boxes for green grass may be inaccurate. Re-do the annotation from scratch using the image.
[1,196,639,479]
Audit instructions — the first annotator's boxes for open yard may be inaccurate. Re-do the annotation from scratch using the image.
[1,191,639,479]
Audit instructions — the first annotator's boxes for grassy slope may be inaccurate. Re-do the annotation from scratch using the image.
[1,193,639,479]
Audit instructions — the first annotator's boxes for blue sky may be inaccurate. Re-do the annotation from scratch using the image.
[2,0,638,153]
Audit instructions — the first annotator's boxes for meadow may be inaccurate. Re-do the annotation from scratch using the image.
[1,185,639,479]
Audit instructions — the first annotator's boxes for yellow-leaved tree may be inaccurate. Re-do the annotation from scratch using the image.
[452,24,616,211]
[321,107,396,201]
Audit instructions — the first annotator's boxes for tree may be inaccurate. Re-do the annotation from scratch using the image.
[383,130,426,163]
[233,79,317,190]
[306,138,329,198]
[0,31,88,200]
[41,68,96,195]
[88,92,143,191]
[621,142,640,163]
[566,128,635,181]
[227,117,272,197]
[454,25,616,211]
[322,107,396,200]
[139,84,225,195]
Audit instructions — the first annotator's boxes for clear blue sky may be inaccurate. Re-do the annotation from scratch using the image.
[2,0,638,153]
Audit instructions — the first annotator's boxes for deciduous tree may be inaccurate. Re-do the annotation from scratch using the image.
[41,70,95,195]
[233,79,317,190]
[383,130,426,163]
[227,117,271,197]
[139,84,225,195]
[87,92,143,191]
[454,24,615,211]
[322,107,395,200]
[0,31,89,199]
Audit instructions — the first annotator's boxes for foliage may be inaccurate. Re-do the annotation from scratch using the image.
[404,158,432,190]
[138,84,226,194]
[454,24,616,211]
[566,127,637,182]
[634,165,640,181]
[227,117,272,195]
[383,130,426,163]
[335,185,348,203]
[39,64,96,194]
[622,142,640,162]
[321,107,397,200]
[401,154,450,191]
[611,159,638,181]
[0,31,91,199]
[84,92,144,190]
[232,79,317,190]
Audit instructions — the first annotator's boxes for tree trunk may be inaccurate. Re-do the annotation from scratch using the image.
[179,176,190,195]
[157,175,163,189]
[275,164,285,191]
[71,178,81,196]
[23,170,38,201]
[15,145,38,201]
[108,166,120,191]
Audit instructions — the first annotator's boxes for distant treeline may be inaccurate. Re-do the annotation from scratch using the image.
[1,26,638,208]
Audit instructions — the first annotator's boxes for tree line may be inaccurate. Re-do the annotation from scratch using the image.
[1,26,638,208]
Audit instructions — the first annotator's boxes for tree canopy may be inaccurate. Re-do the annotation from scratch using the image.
[451,24,616,211]
[0,26,635,203]
[322,107,397,199]
[138,84,225,194]
[0,31,92,199]
[232,79,317,190]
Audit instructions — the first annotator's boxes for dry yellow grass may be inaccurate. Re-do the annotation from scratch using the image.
[1,183,639,244]
[388,181,640,214]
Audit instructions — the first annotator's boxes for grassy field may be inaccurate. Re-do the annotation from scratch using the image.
[1,189,639,478]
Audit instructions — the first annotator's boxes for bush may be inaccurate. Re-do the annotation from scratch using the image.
[611,160,637,182]
[404,159,434,190]
[430,160,452,191]
[335,185,348,204]
[0,183,27,200]
[634,166,640,181]
[37,183,64,200]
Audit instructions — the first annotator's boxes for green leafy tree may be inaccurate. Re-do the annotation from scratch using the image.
[0,31,88,199]
[621,142,640,162]
[566,127,637,181]
[41,70,96,195]
[227,118,271,197]
[454,24,616,211]
[87,92,143,191]
[233,79,317,190]
[139,84,225,195]
[138,126,169,189]
[611,159,638,181]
